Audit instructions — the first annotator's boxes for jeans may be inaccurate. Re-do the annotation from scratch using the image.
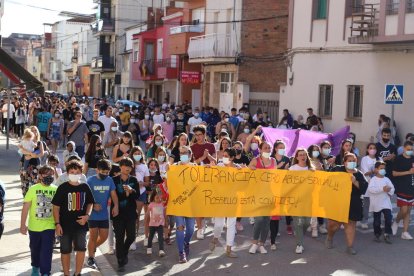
[75,145,85,159]
[213,217,236,247]
[175,216,195,254]
[112,218,136,265]
[15,123,24,138]
[293,217,311,246]
[29,229,55,275]
[373,209,392,236]
[270,220,280,244]
[362,197,370,224]
[148,225,164,250]
[253,216,270,244]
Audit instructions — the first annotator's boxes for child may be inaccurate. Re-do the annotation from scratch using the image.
[367,161,395,243]
[47,155,62,180]
[63,141,79,166]
[146,190,166,257]
[19,129,39,170]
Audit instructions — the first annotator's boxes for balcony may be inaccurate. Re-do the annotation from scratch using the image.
[91,56,115,72]
[169,25,204,55]
[348,4,380,44]
[137,58,178,80]
[188,33,238,64]
[91,18,115,36]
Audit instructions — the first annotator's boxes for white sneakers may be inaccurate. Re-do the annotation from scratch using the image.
[360,223,369,229]
[146,248,152,255]
[249,244,258,254]
[108,246,115,255]
[391,221,399,236]
[144,238,148,247]
[401,232,413,240]
[270,244,277,251]
[129,242,137,251]
[196,229,205,240]
[159,250,166,257]
[295,245,304,254]
[311,228,318,238]
[258,246,267,254]
[318,225,328,234]
[249,217,255,225]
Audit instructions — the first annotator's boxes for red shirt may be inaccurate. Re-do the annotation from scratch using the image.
[191,142,216,164]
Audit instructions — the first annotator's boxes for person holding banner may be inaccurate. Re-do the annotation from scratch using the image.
[335,139,354,166]
[289,149,315,254]
[248,141,276,254]
[319,141,336,171]
[326,153,368,255]
[209,148,240,258]
[244,126,262,160]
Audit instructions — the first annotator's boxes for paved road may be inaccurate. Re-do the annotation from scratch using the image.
[1,134,414,276]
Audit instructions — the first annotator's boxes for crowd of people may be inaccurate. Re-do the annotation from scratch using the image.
[0,92,413,275]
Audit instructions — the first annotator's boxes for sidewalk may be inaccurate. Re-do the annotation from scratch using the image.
[0,134,115,276]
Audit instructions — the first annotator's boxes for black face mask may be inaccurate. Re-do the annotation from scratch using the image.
[235,149,242,155]
[98,173,109,180]
[96,143,102,148]
[382,138,390,143]
[42,175,55,186]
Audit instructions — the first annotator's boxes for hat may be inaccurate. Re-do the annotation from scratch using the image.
[153,123,162,132]
[67,141,76,148]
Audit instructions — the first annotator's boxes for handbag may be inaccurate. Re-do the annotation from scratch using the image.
[67,122,82,140]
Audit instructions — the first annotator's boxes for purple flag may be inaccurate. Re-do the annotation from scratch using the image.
[329,126,350,156]
[295,129,329,153]
[261,128,298,156]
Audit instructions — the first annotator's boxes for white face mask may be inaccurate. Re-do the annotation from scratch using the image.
[68,174,81,183]
[250,143,259,151]
[166,117,171,122]
[222,157,231,165]
[145,115,150,120]
[194,113,200,117]
[157,130,162,135]
[262,152,271,159]
[111,127,118,132]
[244,128,250,134]
[130,119,136,124]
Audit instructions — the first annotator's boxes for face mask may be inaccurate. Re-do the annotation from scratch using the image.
[157,130,162,135]
[151,112,154,116]
[145,115,150,120]
[150,169,157,173]
[244,128,250,134]
[167,149,172,156]
[180,155,189,163]
[158,155,165,162]
[277,149,285,156]
[68,174,81,183]
[98,173,108,180]
[55,114,60,118]
[42,175,55,185]
[155,141,163,147]
[312,151,320,158]
[368,149,377,156]
[96,143,102,148]
[262,152,271,159]
[222,157,230,165]
[379,169,386,176]
[251,143,259,151]
[221,128,227,133]
[130,119,136,124]
[406,150,413,156]
[194,113,199,117]
[111,127,118,132]
[133,155,142,161]
[382,138,390,143]
[224,118,229,122]
[178,116,184,120]
[322,148,331,156]
[119,109,124,113]
[239,113,244,117]
[243,114,249,119]
[166,117,171,122]
[235,149,242,155]
[346,161,357,170]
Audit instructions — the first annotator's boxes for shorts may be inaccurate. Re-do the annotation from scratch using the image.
[60,230,87,254]
[137,191,147,203]
[88,220,109,229]
[51,132,61,140]
[397,193,414,207]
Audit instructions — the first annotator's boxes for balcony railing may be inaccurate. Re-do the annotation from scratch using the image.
[407,0,414,13]
[91,18,115,35]
[349,4,379,43]
[188,33,238,61]
[91,55,115,71]
[386,1,399,15]
[156,57,178,68]
[170,24,204,35]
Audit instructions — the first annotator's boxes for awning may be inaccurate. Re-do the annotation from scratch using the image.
[0,47,44,94]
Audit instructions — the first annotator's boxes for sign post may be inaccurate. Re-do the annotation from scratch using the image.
[385,84,404,125]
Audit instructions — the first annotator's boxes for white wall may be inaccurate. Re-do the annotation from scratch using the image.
[405,13,414,34]
[385,15,398,36]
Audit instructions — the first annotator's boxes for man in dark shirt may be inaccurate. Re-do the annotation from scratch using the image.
[174,110,187,136]
[306,108,318,130]
[86,109,105,140]
[376,128,397,178]
[391,141,414,239]
[252,112,268,129]
[52,160,95,276]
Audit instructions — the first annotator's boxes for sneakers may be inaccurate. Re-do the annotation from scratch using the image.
[384,234,392,244]
[129,242,136,251]
[259,245,267,254]
[108,246,115,255]
[226,248,238,258]
[346,247,357,255]
[144,238,148,247]
[401,231,413,240]
[184,242,190,256]
[147,248,152,255]
[306,226,312,232]
[249,217,255,225]
[270,244,277,251]
[86,257,98,269]
[179,253,187,263]
[249,244,258,254]
[325,238,333,249]
[311,228,318,238]
[159,250,166,257]
[360,223,369,229]
[31,266,39,276]
[318,225,328,234]
[286,225,293,235]
[209,240,217,251]
[196,229,204,240]
[391,221,399,236]
[236,222,244,232]
[295,245,304,254]
[374,235,381,243]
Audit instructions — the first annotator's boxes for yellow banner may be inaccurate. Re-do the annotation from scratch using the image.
[166,165,353,223]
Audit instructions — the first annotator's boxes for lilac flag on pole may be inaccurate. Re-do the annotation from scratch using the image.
[295,129,328,153]
[329,125,350,156]
[261,128,298,156]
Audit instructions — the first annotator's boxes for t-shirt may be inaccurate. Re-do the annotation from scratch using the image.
[233,154,251,165]
[375,142,397,177]
[98,115,117,135]
[152,114,165,125]
[191,142,216,164]
[86,120,105,139]
[119,112,131,126]
[87,176,115,221]
[85,149,106,169]
[2,103,15,118]
[68,121,89,147]
[392,155,414,196]
[274,155,290,170]
[24,183,57,232]
[111,175,139,220]
[51,182,95,232]
[174,119,187,136]
[148,202,165,227]
[187,116,203,134]
[37,112,52,132]
[135,164,150,183]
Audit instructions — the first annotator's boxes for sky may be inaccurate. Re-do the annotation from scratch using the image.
[1,0,96,37]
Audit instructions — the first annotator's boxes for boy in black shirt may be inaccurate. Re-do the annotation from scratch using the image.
[52,160,95,276]
[376,128,397,178]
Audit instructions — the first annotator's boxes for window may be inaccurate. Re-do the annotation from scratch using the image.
[220,72,234,93]
[347,85,363,119]
[318,85,333,117]
[387,0,399,15]
[407,0,414,13]
[345,0,364,16]
[133,41,139,62]
[315,0,328,19]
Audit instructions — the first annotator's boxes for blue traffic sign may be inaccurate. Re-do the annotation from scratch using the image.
[385,84,404,104]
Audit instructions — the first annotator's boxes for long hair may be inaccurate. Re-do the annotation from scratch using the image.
[173,133,189,151]
[85,134,103,162]
[292,148,314,169]
[129,146,146,164]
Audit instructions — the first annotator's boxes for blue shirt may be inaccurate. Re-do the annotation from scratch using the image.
[87,176,115,221]
[229,115,239,128]
[37,112,52,132]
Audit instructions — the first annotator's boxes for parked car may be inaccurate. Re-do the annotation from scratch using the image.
[116,100,142,109]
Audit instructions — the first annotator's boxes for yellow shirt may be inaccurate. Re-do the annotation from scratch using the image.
[120,112,131,126]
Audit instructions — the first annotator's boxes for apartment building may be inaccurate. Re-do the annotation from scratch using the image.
[281,0,414,144]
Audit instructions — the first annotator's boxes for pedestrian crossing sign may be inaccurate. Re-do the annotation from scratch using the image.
[385,84,404,104]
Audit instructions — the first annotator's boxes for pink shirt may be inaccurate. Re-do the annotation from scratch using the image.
[148,202,165,227]
[161,122,174,144]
